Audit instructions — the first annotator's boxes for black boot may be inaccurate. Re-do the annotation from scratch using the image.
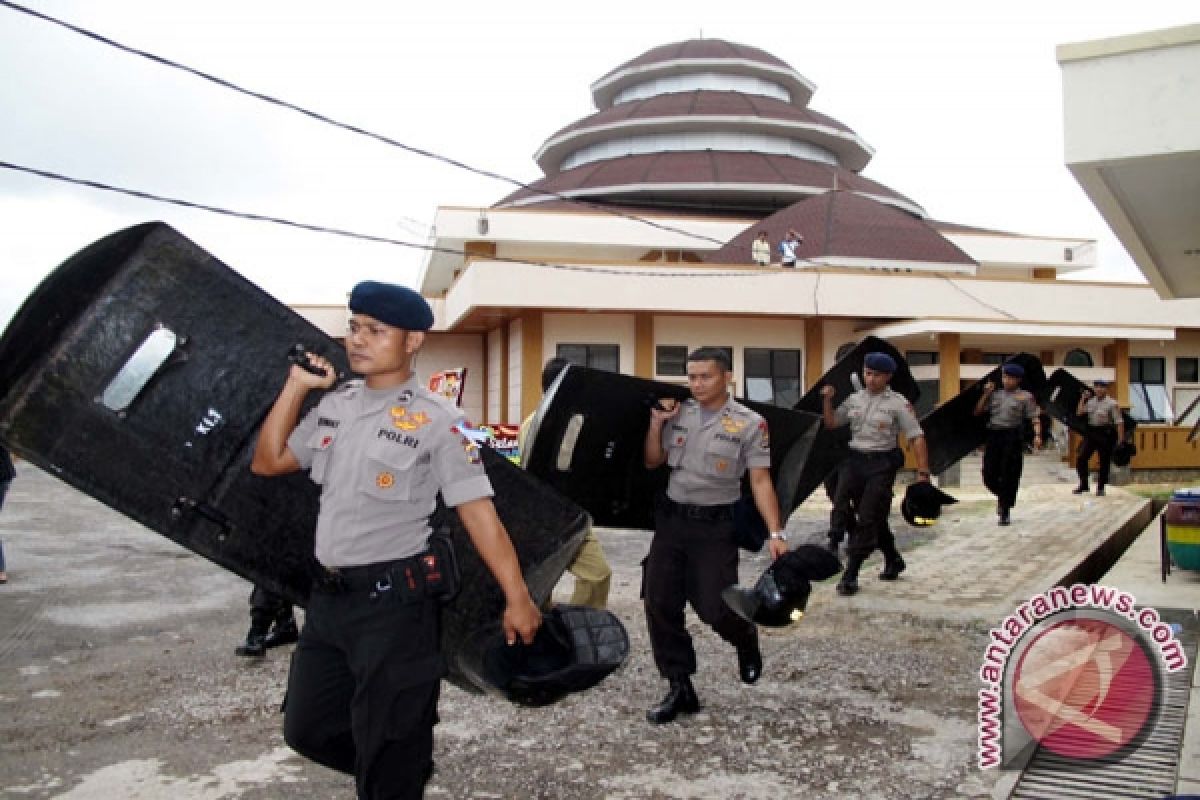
[736,634,762,685]
[235,627,268,658]
[1072,484,1088,495]
[646,677,700,724]
[264,617,299,649]
[837,557,863,596]
[879,553,907,581]
[998,507,1011,526]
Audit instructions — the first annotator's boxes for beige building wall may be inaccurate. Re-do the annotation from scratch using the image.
[418,333,485,420]
[821,319,864,375]
[542,313,638,374]
[652,315,807,391]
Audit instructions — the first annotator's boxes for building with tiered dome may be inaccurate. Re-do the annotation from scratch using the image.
[298,38,1200,469]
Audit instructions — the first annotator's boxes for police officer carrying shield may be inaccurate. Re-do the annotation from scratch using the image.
[1073,379,1124,497]
[821,352,930,596]
[643,347,788,724]
[252,281,541,799]
[973,362,1042,526]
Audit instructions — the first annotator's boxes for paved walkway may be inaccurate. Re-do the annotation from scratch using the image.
[779,453,1153,623]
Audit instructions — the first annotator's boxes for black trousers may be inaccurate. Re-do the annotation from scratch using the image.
[982,427,1025,510]
[248,584,292,631]
[643,508,756,680]
[284,570,444,800]
[832,451,901,561]
[1076,425,1117,489]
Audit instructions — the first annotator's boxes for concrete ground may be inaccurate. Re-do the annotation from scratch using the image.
[0,453,1196,799]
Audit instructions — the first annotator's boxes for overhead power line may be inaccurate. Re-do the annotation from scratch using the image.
[0,161,793,280]
[0,0,727,247]
[3,160,1014,319]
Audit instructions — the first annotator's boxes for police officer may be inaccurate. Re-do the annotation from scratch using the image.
[973,362,1042,526]
[1073,379,1124,497]
[251,281,541,799]
[643,347,788,724]
[821,352,930,596]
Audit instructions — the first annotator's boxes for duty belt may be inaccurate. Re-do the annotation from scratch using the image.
[659,495,734,522]
[313,554,425,595]
[848,449,894,459]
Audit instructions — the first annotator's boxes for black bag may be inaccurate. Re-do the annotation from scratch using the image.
[732,494,768,552]
[420,531,460,603]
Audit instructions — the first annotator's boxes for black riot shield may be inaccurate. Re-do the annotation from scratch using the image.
[521,364,820,532]
[921,353,1047,475]
[0,221,591,694]
[787,336,919,511]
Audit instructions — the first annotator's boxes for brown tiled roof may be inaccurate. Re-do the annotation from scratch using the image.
[706,191,977,266]
[544,90,858,143]
[597,39,793,84]
[496,152,915,211]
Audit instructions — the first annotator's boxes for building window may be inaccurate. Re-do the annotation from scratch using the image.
[655,345,688,377]
[1177,357,1199,384]
[557,343,619,373]
[1064,349,1093,367]
[906,351,939,366]
[1129,356,1171,423]
[1176,388,1200,427]
[744,348,802,408]
[981,352,1010,366]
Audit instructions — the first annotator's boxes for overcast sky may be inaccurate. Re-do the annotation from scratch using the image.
[1,1,1194,329]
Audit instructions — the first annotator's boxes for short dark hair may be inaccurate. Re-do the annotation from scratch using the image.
[687,347,732,372]
[541,357,571,392]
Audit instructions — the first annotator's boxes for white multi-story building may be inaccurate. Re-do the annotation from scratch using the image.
[299,38,1200,470]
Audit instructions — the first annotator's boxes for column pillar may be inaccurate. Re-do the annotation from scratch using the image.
[519,311,543,422]
[937,333,961,405]
[1104,339,1130,407]
[804,318,824,391]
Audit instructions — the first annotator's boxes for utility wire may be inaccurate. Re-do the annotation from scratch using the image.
[0,0,728,247]
[0,160,797,280]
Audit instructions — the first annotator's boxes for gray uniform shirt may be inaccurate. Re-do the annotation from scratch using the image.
[834,387,924,452]
[288,377,493,567]
[1083,395,1121,427]
[660,396,771,506]
[985,388,1038,430]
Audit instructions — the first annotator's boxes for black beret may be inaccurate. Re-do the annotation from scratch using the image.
[1001,363,1025,378]
[864,352,897,373]
[1093,379,1111,387]
[348,280,433,331]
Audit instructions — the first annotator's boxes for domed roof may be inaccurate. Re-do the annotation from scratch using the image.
[496,152,920,216]
[591,39,812,109]
[707,191,976,268]
[499,38,925,220]
[535,90,872,174]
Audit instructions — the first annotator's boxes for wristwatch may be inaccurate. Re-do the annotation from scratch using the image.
[769,531,788,542]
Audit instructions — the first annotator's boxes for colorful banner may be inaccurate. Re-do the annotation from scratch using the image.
[428,368,467,406]
[458,422,522,464]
